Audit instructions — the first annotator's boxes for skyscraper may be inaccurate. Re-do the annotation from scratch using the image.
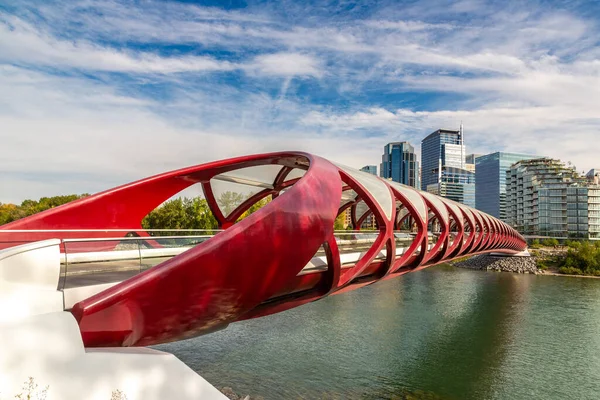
[360,165,377,175]
[475,152,543,220]
[421,128,464,190]
[420,128,475,207]
[380,142,419,188]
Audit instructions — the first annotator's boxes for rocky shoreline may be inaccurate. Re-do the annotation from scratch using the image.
[451,254,540,274]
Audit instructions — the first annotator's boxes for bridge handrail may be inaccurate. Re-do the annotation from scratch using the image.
[59,234,419,264]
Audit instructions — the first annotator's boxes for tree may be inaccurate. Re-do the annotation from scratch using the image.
[236,195,271,222]
[217,191,245,216]
[142,197,218,230]
[541,237,559,247]
[0,203,17,225]
[559,241,600,275]
[334,213,346,230]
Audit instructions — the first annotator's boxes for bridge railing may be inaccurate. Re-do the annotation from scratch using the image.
[60,233,217,290]
[1,228,434,291]
[56,230,435,290]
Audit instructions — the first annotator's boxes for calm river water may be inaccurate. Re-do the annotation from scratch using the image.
[157,265,600,399]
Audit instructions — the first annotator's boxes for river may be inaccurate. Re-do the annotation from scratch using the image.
[157,265,600,399]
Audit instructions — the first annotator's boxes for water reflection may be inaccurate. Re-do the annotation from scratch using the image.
[156,266,600,400]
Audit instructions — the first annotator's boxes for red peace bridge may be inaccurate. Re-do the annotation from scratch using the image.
[0,151,526,348]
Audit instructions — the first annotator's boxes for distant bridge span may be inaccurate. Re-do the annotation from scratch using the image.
[0,152,526,347]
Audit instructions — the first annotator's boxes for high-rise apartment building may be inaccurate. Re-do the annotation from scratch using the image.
[506,158,600,239]
[380,142,419,188]
[360,165,377,176]
[475,152,543,220]
[421,128,475,207]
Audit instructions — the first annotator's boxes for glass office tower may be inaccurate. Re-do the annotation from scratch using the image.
[421,128,475,207]
[380,142,419,188]
[426,167,476,207]
[421,129,463,190]
[475,152,542,220]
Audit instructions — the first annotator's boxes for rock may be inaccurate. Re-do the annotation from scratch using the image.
[219,387,240,400]
[451,254,539,275]
[217,387,263,400]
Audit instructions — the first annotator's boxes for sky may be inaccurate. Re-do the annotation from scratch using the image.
[1,0,599,203]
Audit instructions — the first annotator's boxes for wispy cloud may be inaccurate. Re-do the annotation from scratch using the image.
[250,52,323,78]
[1,0,600,202]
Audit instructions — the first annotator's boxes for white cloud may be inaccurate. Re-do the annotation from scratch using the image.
[0,18,237,74]
[302,105,600,174]
[249,52,323,78]
[0,67,373,202]
[362,19,454,32]
[302,108,400,129]
[0,17,327,79]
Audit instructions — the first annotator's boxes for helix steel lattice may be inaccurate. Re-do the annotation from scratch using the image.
[0,152,526,347]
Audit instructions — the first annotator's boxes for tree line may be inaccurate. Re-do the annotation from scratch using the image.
[0,192,272,229]
[0,194,88,225]
[1,191,347,230]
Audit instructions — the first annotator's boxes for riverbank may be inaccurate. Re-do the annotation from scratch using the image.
[452,245,600,278]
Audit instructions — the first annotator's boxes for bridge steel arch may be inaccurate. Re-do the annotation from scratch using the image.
[0,152,526,347]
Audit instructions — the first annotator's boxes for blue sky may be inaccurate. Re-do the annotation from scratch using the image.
[1,0,599,202]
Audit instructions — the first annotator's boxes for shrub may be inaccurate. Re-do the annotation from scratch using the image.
[536,259,549,270]
[558,266,583,275]
[529,239,541,249]
[558,241,600,275]
[564,240,581,249]
[541,238,559,247]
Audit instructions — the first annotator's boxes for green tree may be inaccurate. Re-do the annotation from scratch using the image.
[541,237,559,247]
[0,203,17,225]
[334,213,346,230]
[142,197,218,230]
[236,195,271,221]
[559,241,600,275]
[217,191,245,216]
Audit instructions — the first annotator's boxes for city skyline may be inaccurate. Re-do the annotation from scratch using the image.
[2,0,600,203]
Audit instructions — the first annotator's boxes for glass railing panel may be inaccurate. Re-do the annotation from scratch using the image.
[62,238,143,289]
[60,232,221,289]
[139,235,214,271]
[393,231,416,258]
[333,231,384,267]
